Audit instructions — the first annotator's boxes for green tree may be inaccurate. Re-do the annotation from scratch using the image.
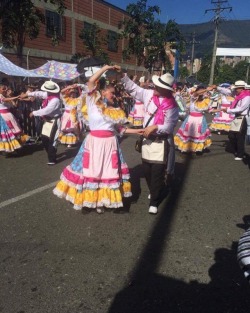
[0,0,66,65]
[119,0,161,66]
[42,0,66,15]
[70,53,87,64]
[144,20,185,74]
[196,53,223,84]
[79,23,110,64]
[179,65,189,80]
[215,63,235,84]
[119,0,185,73]
[233,60,249,82]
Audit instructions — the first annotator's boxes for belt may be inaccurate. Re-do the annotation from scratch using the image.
[148,134,168,142]
[43,115,61,121]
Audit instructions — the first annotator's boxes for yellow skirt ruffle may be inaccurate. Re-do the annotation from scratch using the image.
[0,139,22,152]
[54,180,131,210]
[210,123,231,132]
[174,136,212,153]
[59,134,78,145]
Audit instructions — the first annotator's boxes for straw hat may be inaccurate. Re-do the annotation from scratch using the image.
[152,73,175,91]
[41,81,60,93]
[231,80,246,89]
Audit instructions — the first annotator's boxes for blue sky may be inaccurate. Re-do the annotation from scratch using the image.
[106,0,250,24]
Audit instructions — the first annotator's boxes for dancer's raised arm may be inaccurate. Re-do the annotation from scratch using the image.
[87,64,121,90]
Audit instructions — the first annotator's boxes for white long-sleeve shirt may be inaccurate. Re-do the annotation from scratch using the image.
[227,95,250,116]
[27,91,61,117]
[121,75,178,135]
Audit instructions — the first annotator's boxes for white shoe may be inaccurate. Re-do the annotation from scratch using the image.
[148,206,158,214]
[234,157,243,161]
[96,207,104,214]
[148,194,151,200]
[47,162,56,165]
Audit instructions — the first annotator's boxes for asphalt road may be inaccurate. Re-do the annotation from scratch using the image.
[1,123,250,313]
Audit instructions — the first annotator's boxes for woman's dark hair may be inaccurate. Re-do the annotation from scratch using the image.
[196,85,206,91]
[98,77,107,90]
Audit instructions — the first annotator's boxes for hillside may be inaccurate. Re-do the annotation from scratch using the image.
[179,20,250,58]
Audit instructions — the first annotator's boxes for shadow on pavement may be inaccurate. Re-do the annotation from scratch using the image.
[56,146,80,163]
[108,241,250,313]
[107,153,250,312]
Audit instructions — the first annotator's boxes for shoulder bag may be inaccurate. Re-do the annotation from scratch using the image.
[135,108,158,153]
[229,115,245,132]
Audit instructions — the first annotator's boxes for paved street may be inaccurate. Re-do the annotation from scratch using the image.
[1,124,250,313]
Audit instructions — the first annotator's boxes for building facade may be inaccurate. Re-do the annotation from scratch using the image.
[1,0,145,75]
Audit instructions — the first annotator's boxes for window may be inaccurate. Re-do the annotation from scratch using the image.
[83,22,92,31]
[107,30,118,52]
[45,10,64,38]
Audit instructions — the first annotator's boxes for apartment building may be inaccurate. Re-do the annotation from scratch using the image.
[1,0,145,75]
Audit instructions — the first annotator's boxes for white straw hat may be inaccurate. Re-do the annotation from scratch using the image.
[231,80,246,89]
[152,73,175,91]
[41,81,60,93]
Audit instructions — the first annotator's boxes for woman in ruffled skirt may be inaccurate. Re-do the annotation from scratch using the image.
[209,84,235,133]
[174,86,212,153]
[128,99,145,127]
[58,85,83,147]
[0,84,29,154]
[53,65,143,213]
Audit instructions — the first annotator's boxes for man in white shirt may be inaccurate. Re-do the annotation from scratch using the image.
[121,72,179,214]
[20,81,61,165]
[222,80,250,160]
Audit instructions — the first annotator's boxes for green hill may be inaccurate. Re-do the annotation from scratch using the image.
[179,20,250,58]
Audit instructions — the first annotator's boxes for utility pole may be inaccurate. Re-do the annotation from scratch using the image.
[190,32,200,76]
[205,0,232,85]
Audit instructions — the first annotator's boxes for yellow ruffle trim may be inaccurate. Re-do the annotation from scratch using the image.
[80,96,89,121]
[55,180,131,208]
[59,134,77,145]
[102,107,126,121]
[196,98,210,110]
[63,97,80,106]
[174,136,212,152]
[210,123,230,131]
[0,139,21,152]
[130,119,143,127]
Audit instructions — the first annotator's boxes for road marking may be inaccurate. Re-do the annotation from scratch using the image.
[0,181,57,209]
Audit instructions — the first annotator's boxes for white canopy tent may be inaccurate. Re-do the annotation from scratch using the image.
[216,48,250,57]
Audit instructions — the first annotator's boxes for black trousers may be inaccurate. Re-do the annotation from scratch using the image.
[41,119,59,163]
[142,161,166,207]
[228,118,247,158]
